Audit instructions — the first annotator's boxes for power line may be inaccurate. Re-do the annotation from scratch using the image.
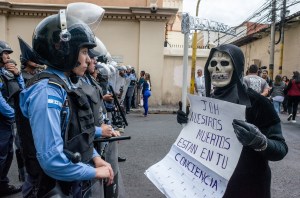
[214,0,272,43]
[219,0,300,45]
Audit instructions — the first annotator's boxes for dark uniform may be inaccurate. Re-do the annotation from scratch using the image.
[0,41,24,195]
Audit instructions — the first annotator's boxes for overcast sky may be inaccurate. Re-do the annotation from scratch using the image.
[183,0,300,27]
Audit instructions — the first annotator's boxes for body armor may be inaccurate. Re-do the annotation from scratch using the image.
[16,72,96,196]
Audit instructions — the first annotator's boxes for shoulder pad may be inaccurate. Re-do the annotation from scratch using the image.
[48,80,63,88]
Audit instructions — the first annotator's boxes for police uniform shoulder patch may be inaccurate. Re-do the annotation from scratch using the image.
[48,95,63,110]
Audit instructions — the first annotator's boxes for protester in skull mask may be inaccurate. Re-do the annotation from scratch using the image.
[18,5,114,197]
[177,44,288,198]
[0,41,24,196]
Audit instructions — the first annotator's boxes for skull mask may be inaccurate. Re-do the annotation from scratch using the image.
[208,51,233,87]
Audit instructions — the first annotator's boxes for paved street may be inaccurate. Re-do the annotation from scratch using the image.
[4,111,300,198]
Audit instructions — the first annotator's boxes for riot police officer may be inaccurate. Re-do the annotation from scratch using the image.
[0,41,23,195]
[19,4,114,197]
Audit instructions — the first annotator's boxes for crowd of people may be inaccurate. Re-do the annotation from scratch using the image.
[243,64,300,122]
[0,3,152,197]
[195,62,300,122]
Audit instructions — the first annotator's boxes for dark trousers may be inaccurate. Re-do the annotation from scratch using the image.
[282,96,288,112]
[0,124,14,186]
[287,96,300,120]
[125,87,135,112]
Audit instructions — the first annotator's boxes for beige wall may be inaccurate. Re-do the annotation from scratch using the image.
[162,48,210,105]
[0,15,8,41]
[95,20,140,67]
[240,21,300,78]
[10,0,164,7]
[139,20,166,105]
[5,15,44,63]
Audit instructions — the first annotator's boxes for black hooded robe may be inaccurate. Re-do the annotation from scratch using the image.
[204,44,288,198]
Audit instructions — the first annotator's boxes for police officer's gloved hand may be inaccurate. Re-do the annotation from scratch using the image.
[232,119,268,151]
[176,101,190,125]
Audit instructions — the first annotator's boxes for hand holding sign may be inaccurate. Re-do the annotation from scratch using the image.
[176,101,189,124]
[146,95,246,198]
[232,119,267,151]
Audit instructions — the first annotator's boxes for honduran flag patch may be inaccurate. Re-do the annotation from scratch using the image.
[48,95,63,110]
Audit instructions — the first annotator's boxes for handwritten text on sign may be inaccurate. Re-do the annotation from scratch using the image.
[145,95,245,198]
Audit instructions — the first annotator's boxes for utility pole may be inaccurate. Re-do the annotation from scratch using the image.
[278,0,286,75]
[190,0,201,94]
[269,0,276,80]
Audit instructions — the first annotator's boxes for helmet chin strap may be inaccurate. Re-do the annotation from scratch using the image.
[69,61,82,84]
[69,70,79,84]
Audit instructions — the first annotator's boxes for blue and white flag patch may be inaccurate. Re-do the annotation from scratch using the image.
[48,95,63,110]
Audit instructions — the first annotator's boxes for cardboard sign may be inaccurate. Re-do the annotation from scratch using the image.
[145,94,245,198]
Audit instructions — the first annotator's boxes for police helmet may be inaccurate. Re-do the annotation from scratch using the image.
[0,41,13,55]
[105,52,113,64]
[107,63,117,76]
[32,11,97,72]
[88,37,107,60]
[97,62,110,80]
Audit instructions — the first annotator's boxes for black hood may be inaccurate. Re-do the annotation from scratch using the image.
[204,44,250,107]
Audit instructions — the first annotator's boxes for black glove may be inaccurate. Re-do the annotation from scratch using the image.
[177,101,189,124]
[232,119,267,151]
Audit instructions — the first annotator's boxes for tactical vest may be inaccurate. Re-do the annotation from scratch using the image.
[15,72,96,196]
[0,72,20,126]
[0,71,21,107]
[21,70,34,84]
[79,75,104,127]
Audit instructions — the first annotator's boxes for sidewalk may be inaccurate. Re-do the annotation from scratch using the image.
[130,105,178,114]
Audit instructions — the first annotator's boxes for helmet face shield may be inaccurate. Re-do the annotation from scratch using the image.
[88,37,107,59]
[67,2,105,31]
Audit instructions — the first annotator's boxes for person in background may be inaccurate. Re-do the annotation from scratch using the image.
[261,69,273,88]
[243,64,269,97]
[142,73,151,117]
[138,70,146,107]
[0,41,23,195]
[270,75,286,114]
[130,67,138,108]
[125,65,136,114]
[285,71,300,123]
[194,68,206,96]
[281,75,289,114]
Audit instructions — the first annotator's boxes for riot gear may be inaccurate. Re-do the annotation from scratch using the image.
[0,41,13,63]
[89,37,108,61]
[18,36,41,66]
[0,41,13,54]
[32,12,97,71]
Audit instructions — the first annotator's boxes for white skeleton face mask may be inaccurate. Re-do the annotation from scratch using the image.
[208,51,234,87]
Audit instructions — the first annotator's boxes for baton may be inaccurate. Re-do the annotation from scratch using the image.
[94,136,131,143]
[109,85,128,126]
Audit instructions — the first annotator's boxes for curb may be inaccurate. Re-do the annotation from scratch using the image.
[130,107,177,114]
